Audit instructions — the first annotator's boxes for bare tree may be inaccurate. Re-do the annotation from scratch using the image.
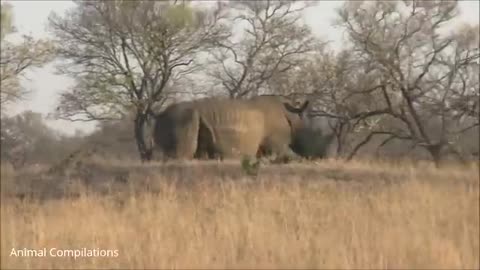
[270,46,387,157]
[0,2,53,109]
[49,1,227,161]
[331,0,479,165]
[207,0,318,99]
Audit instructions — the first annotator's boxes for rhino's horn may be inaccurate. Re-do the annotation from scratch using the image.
[284,100,309,114]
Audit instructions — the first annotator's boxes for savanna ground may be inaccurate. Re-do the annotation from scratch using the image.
[1,157,479,269]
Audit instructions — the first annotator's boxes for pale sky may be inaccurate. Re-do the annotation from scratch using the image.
[3,0,479,136]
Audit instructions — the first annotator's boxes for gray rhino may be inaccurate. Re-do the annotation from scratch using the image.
[151,95,309,160]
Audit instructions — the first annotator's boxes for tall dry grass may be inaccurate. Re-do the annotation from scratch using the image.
[1,159,479,269]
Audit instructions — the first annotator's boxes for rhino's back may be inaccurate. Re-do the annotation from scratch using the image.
[248,96,292,147]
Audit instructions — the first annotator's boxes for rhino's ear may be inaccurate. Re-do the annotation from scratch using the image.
[284,100,309,114]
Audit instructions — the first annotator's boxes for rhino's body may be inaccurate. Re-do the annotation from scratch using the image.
[152,96,308,160]
[248,95,305,156]
[153,101,200,159]
[194,99,265,158]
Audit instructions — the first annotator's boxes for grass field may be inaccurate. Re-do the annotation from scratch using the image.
[1,158,479,269]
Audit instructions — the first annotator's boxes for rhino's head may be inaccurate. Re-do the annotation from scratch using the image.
[247,95,311,158]
[282,99,310,153]
[282,99,309,128]
[251,94,310,134]
[290,114,338,159]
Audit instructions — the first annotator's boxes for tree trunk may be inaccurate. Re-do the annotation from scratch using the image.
[426,144,443,168]
[335,132,343,157]
[334,122,350,158]
[134,113,153,162]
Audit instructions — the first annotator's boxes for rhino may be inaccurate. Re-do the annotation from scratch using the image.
[151,95,309,160]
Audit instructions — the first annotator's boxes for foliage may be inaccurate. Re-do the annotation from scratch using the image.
[49,1,228,160]
[268,0,479,164]
[0,2,15,39]
[333,0,479,165]
[41,0,478,165]
[241,155,261,177]
[0,2,53,110]
[50,1,226,121]
[0,111,81,168]
[206,1,319,98]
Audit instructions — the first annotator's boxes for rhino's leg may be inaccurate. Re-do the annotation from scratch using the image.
[195,118,216,159]
[197,122,245,160]
[267,141,301,161]
[152,113,175,161]
[213,130,261,160]
[281,146,301,160]
[173,109,200,159]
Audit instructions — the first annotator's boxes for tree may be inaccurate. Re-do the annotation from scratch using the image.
[49,1,227,161]
[267,46,385,157]
[260,43,375,158]
[206,0,318,99]
[0,111,79,168]
[332,0,479,165]
[0,2,53,110]
[85,113,138,160]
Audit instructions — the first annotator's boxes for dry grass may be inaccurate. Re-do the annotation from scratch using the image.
[1,158,479,269]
